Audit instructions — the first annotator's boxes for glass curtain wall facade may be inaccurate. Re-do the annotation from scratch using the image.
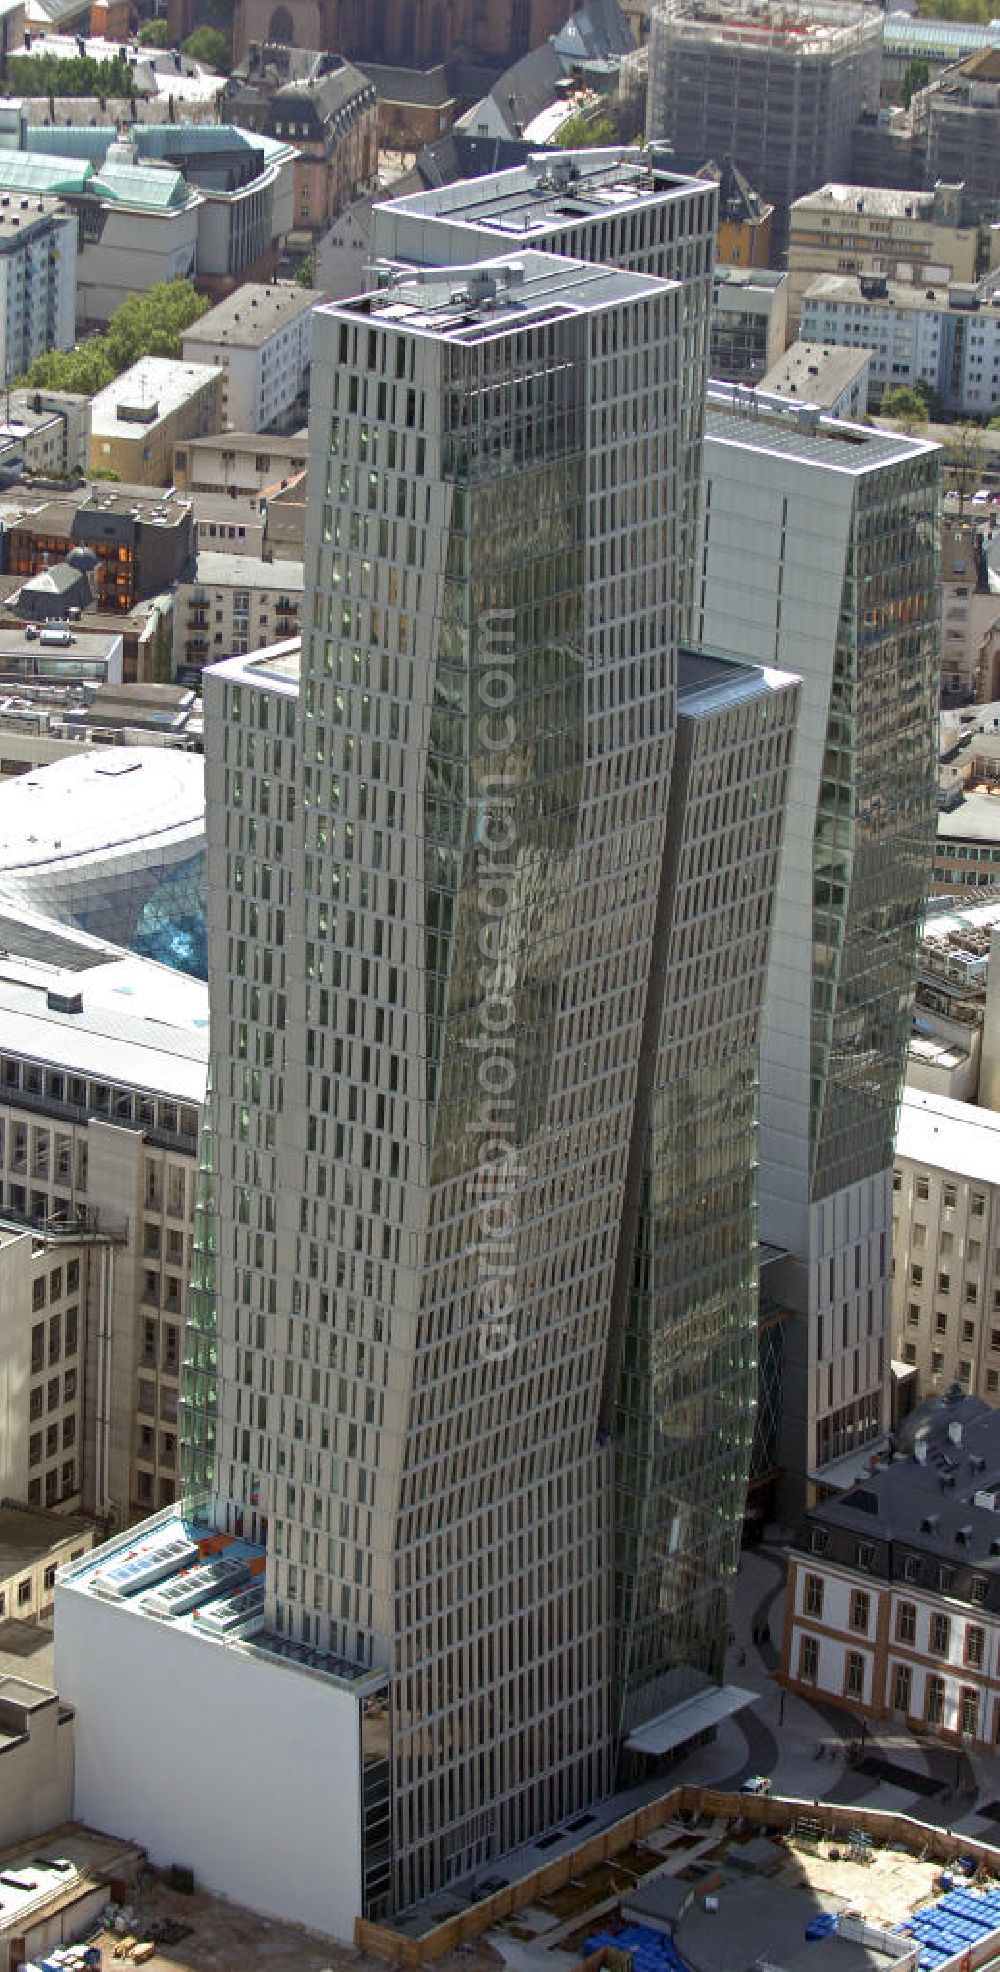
[369,151,717,644]
[165,185,810,1922]
[204,254,690,1908]
[609,655,799,1741]
[699,392,940,1509]
[810,459,940,1202]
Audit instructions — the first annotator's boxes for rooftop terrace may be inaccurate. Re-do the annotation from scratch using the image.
[61,1506,384,1694]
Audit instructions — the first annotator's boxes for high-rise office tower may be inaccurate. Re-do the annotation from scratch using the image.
[236,250,692,1893]
[371,149,718,642]
[609,647,799,1743]
[698,386,940,1515]
[56,239,798,1931]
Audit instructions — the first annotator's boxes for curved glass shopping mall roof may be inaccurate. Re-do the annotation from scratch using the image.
[0,748,207,979]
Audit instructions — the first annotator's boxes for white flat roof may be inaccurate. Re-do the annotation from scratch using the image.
[896,1086,1000,1186]
[0,746,203,874]
[193,552,304,590]
[0,934,208,1103]
[206,635,301,696]
[625,1683,757,1757]
[336,250,677,339]
[61,1508,384,1693]
[938,789,1000,843]
[90,357,220,439]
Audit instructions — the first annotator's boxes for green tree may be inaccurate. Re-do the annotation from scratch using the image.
[913,377,942,420]
[138,18,172,44]
[880,384,931,426]
[7,52,138,96]
[23,340,116,393]
[918,0,999,19]
[296,251,316,289]
[103,279,210,369]
[555,111,618,149]
[181,25,230,68]
[19,279,209,392]
[901,57,930,106]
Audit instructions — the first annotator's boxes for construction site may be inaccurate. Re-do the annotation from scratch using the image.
[354,1787,1000,1972]
[6,1788,1000,1972]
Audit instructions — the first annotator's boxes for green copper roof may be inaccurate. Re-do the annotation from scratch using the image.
[25,126,116,161]
[90,159,195,209]
[0,151,92,194]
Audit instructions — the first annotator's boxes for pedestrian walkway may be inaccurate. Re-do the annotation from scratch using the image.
[665,1545,1000,1830]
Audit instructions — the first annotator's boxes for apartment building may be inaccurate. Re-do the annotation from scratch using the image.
[0,193,75,384]
[88,359,223,487]
[173,551,303,680]
[188,494,266,560]
[0,388,90,478]
[940,519,999,701]
[699,387,941,1510]
[172,427,308,499]
[0,1506,93,1624]
[181,284,321,435]
[802,274,1000,419]
[0,1221,95,1514]
[647,0,883,247]
[787,183,977,337]
[783,1391,1000,1748]
[759,340,872,418]
[893,1089,1000,1403]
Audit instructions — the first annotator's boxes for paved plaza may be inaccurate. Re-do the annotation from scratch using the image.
[664,1543,1000,1836]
